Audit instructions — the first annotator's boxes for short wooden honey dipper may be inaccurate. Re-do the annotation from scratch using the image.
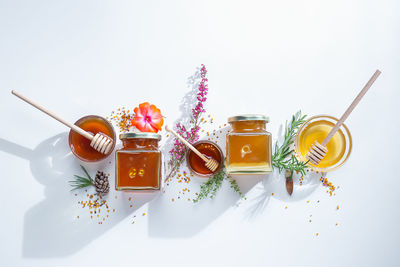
[165,125,219,172]
[306,70,381,165]
[11,90,114,155]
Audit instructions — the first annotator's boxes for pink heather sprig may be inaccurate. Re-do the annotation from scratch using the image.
[167,64,209,179]
[169,123,187,161]
[192,65,208,121]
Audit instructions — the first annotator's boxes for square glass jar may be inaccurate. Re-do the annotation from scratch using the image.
[226,115,272,174]
[115,132,161,191]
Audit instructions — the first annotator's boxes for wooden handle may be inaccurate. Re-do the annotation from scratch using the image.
[11,90,93,140]
[165,125,208,162]
[322,70,381,146]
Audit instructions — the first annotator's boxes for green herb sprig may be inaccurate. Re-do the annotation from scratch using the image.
[193,165,245,203]
[229,178,246,199]
[272,111,308,179]
[69,165,94,190]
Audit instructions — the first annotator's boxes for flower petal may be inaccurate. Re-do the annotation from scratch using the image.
[138,102,151,117]
[149,116,164,131]
[143,122,158,133]
[133,106,144,118]
[147,104,162,117]
[131,116,146,131]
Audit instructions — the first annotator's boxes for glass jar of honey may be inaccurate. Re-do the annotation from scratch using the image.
[115,132,162,191]
[226,115,272,174]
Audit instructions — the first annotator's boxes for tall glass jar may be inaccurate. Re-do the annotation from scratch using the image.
[226,115,272,174]
[115,132,161,191]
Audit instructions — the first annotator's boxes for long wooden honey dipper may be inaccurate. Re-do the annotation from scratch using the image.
[165,125,219,172]
[11,90,114,154]
[306,70,381,165]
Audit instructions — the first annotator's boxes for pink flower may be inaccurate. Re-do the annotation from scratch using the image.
[131,102,164,133]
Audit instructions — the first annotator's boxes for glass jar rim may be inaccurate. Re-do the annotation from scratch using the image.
[228,114,269,123]
[119,132,161,140]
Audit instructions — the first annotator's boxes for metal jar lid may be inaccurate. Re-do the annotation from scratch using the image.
[119,132,161,140]
[228,114,269,123]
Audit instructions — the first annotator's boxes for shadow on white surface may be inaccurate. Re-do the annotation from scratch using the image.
[243,122,322,219]
[160,66,202,163]
[147,175,262,238]
[0,133,155,258]
[244,170,321,218]
[147,64,270,237]
[148,67,253,238]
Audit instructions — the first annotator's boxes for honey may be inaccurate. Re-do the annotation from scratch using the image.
[298,120,345,168]
[295,115,352,172]
[187,141,223,176]
[69,115,115,162]
[226,115,272,174]
[115,133,161,191]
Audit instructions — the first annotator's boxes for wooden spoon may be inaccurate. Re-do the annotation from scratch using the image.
[306,70,381,165]
[11,90,114,154]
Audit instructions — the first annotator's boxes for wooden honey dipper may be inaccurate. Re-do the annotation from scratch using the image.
[11,90,114,155]
[306,70,381,165]
[165,125,219,172]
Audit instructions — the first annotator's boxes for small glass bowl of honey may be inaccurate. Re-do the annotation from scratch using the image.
[69,115,116,162]
[186,141,224,177]
[295,115,352,172]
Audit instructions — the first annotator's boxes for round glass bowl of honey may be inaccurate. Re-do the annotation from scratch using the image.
[186,141,224,177]
[226,115,272,174]
[115,132,162,191]
[295,115,352,172]
[69,115,116,162]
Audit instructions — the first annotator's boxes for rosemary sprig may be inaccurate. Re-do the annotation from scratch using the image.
[272,111,308,179]
[193,165,245,203]
[69,165,94,191]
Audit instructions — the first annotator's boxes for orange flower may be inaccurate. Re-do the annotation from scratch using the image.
[131,102,164,133]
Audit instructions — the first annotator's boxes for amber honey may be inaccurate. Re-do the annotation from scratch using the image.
[187,141,223,176]
[69,115,115,162]
[115,133,161,191]
[226,115,272,174]
[295,115,352,172]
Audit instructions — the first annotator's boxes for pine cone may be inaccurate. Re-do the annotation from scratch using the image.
[94,171,110,194]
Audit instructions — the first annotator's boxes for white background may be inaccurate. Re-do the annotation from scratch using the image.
[1,0,399,266]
